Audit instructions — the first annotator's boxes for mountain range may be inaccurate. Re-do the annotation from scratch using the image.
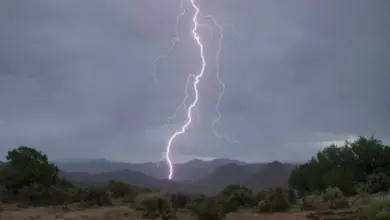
[56,158,297,194]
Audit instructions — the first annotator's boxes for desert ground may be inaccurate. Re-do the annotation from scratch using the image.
[0,205,312,220]
[1,203,361,220]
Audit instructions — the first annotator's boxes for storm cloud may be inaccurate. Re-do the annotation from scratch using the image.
[0,0,389,163]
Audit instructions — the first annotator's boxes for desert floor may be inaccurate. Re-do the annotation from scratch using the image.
[0,204,313,220]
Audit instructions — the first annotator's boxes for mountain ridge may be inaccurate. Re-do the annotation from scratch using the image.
[57,158,297,194]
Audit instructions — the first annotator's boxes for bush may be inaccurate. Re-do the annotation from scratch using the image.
[3,183,74,206]
[169,193,191,210]
[135,193,175,219]
[46,186,73,205]
[80,186,112,207]
[366,173,390,194]
[287,188,297,204]
[359,196,390,220]
[220,189,256,213]
[257,187,290,212]
[322,187,349,209]
[105,181,138,199]
[17,184,50,206]
[218,184,256,213]
[376,212,390,220]
[190,197,225,220]
[0,185,8,203]
[301,194,323,211]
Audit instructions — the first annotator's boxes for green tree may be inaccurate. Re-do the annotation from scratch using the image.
[6,146,59,188]
[0,146,60,201]
[135,193,175,220]
[169,192,191,210]
[217,184,256,213]
[257,187,291,213]
[190,197,225,220]
[288,136,390,195]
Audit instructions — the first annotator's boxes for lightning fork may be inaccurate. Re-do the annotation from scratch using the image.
[164,0,207,180]
[199,13,241,144]
[159,74,194,130]
[152,0,185,85]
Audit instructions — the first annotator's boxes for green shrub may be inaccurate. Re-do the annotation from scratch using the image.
[80,186,112,206]
[169,193,191,209]
[366,173,390,194]
[257,187,290,212]
[17,184,49,206]
[359,197,390,220]
[135,193,175,219]
[55,177,76,189]
[8,183,73,206]
[45,186,72,205]
[190,197,225,220]
[105,181,138,199]
[287,188,297,204]
[322,187,349,209]
[301,194,322,211]
[0,185,8,203]
[376,212,390,220]
[220,189,256,213]
[218,184,256,213]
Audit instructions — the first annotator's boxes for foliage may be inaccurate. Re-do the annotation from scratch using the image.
[301,194,323,211]
[366,173,390,194]
[287,188,297,204]
[218,184,256,213]
[300,187,349,211]
[105,180,138,199]
[375,211,390,220]
[359,196,390,220]
[190,197,225,220]
[322,187,350,209]
[12,184,74,206]
[257,187,291,212]
[169,192,191,210]
[135,193,175,219]
[289,136,390,195]
[80,186,112,207]
[5,146,59,189]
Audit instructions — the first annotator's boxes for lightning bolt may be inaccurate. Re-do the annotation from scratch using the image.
[201,14,241,145]
[152,0,185,85]
[159,75,192,129]
[156,0,240,180]
[164,0,207,180]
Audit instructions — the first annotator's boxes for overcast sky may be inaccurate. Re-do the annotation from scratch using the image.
[1,0,389,163]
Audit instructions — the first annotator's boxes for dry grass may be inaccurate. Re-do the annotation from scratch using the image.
[0,204,142,220]
[0,204,316,220]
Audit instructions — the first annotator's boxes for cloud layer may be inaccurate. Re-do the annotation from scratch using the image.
[1,0,389,163]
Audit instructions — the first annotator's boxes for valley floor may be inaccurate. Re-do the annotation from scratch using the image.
[0,204,311,220]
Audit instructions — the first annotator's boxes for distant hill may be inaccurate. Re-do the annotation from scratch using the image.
[191,161,295,193]
[57,158,297,193]
[194,163,253,193]
[173,158,246,183]
[245,161,294,191]
[55,158,244,183]
[60,169,207,194]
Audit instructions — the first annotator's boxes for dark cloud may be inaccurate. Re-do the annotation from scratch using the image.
[0,0,389,163]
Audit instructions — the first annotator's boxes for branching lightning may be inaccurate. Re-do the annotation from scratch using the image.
[164,0,206,180]
[201,14,241,144]
[154,0,240,180]
[152,0,186,85]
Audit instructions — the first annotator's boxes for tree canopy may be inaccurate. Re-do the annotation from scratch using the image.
[288,136,390,195]
[0,146,59,193]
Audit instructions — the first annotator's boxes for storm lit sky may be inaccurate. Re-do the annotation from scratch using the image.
[1,0,389,163]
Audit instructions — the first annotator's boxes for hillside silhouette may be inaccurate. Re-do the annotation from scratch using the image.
[57,157,295,194]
